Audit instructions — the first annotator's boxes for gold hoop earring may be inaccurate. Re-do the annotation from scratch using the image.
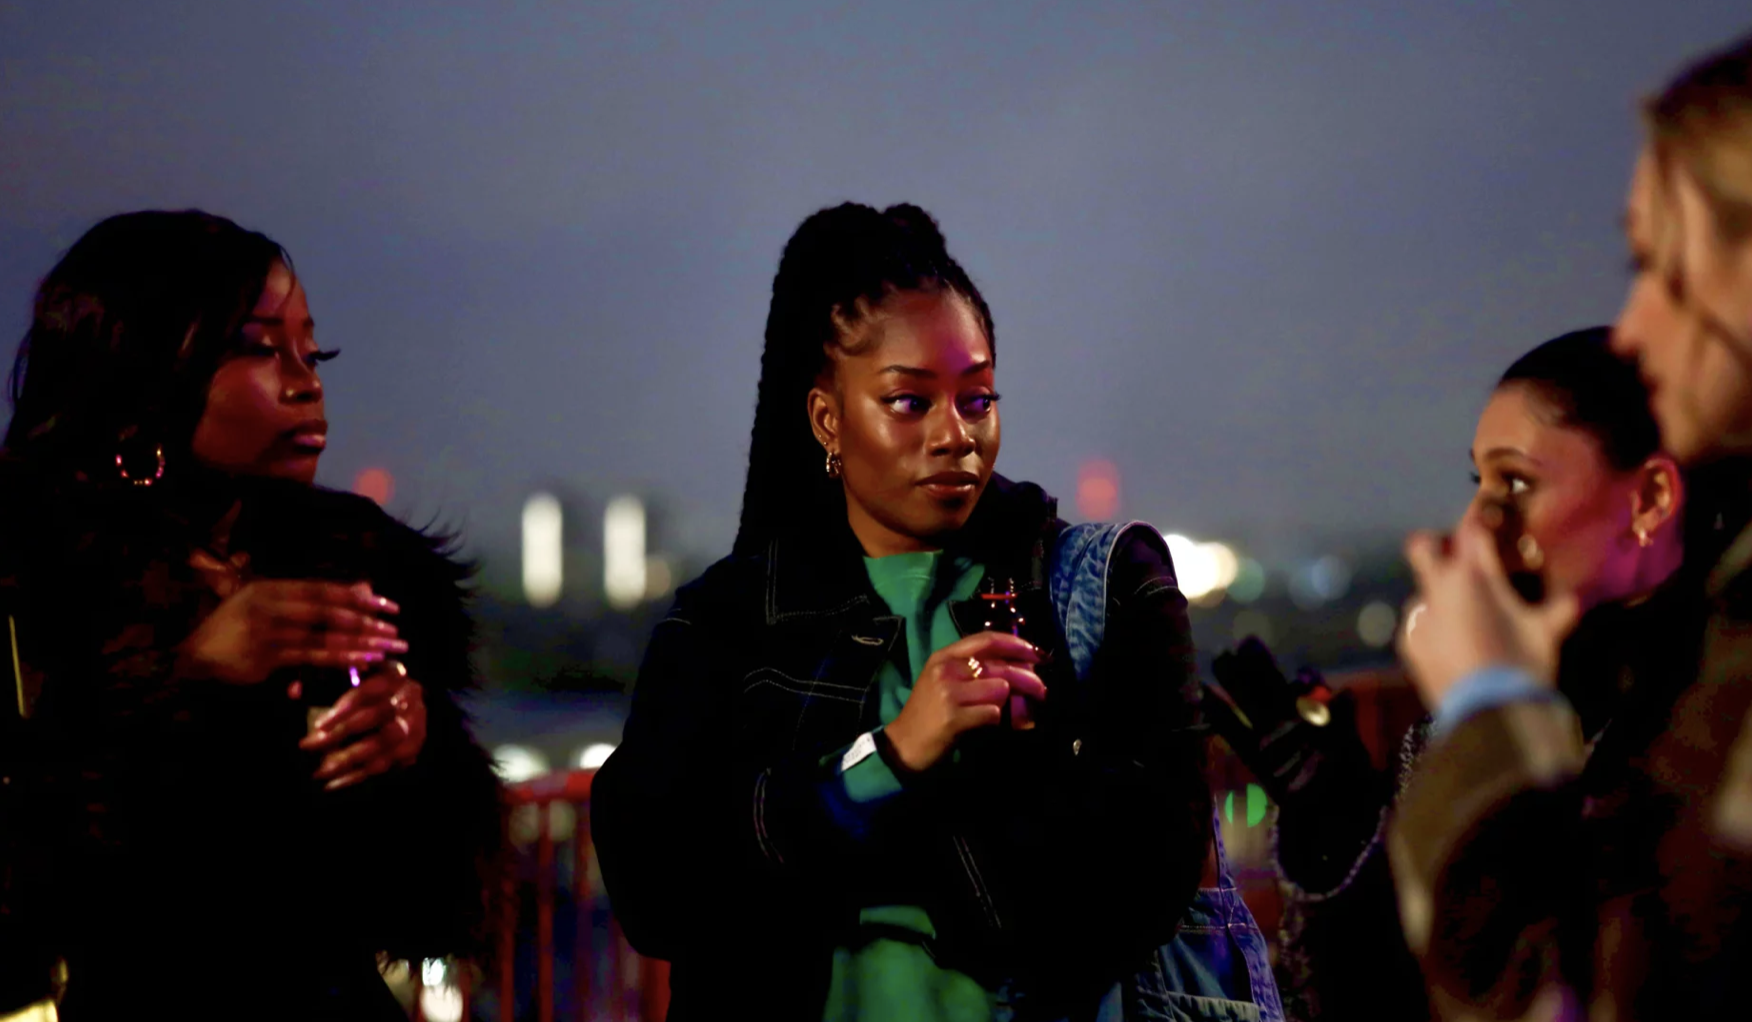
[115,441,166,487]
[825,451,843,480]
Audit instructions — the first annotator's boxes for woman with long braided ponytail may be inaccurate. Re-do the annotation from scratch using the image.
[593,203,1240,1020]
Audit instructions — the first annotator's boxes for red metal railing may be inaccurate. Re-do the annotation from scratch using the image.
[487,768,669,1022]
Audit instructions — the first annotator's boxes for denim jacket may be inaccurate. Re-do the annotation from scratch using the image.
[592,476,1213,1021]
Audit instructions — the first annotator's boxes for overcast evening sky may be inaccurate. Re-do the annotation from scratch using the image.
[4,1,1750,584]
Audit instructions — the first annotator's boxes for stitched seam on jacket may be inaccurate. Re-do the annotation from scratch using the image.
[741,668,865,695]
[952,835,1003,932]
[771,596,870,622]
[753,770,784,866]
[1131,578,1181,602]
[746,677,864,706]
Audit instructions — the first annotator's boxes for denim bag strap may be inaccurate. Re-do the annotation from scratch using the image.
[1047,523,1285,1022]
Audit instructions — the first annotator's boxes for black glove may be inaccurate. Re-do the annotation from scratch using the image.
[1206,637,1390,891]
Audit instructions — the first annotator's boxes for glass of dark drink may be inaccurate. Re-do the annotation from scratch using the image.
[978,576,1039,730]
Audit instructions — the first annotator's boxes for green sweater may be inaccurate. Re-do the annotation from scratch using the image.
[819,550,994,1022]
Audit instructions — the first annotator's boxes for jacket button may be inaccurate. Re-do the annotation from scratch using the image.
[1071,739,1082,756]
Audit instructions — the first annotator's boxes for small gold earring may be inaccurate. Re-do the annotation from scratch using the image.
[1636,527,1653,548]
[825,451,843,479]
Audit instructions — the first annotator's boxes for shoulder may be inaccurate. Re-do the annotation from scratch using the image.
[290,484,472,586]
[1056,520,1176,601]
[666,547,767,625]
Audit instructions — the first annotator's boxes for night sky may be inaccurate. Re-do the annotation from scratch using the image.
[5,1,1750,585]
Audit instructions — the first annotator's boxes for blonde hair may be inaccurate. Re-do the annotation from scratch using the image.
[1644,31,1752,245]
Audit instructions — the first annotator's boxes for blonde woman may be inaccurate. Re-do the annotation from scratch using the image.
[1396,30,1752,1022]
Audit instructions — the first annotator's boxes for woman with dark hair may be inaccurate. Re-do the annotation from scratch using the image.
[592,203,1257,1020]
[1395,30,1752,1019]
[0,210,504,1020]
[1209,326,1705,1021]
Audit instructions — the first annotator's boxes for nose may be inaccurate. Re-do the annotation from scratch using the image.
[282,355,323,405]
[1611,283,1651,361]
[929,404,976,458]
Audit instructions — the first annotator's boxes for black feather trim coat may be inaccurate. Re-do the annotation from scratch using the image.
[0,461,505,1020]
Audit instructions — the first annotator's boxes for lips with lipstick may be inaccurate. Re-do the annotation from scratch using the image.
[284,419,328,456]
[918,470,981,501]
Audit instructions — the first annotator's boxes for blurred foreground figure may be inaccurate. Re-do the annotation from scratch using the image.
[1395,32,1752,1021]
[593,202,1280,1020]
[0,211,504,1020]
[1209,328,1704,1022]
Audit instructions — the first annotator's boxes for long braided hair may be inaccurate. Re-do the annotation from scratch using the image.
[732,202,995,556]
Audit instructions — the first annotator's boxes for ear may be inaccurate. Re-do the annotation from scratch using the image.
[1629,453,1683,542]
[806,380,842,455]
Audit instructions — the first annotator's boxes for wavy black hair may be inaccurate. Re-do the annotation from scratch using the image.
[732,202,994,556]
[6,210,290,484]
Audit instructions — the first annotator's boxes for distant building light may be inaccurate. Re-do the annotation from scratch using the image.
[491,744,549,784]
[353,467,394,506]
[579,742,617,770]
[1076,459,1121,521]
[1310,555,1353,601]
[522,493,564,608]
[1357,601,1399,648]
[1228,558,1267,603]
[1165,533,1221,601]
[604,496,647,611]
[1203,542,1239,589]
[1289,555,1351,610]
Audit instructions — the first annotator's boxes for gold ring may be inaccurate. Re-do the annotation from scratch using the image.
[1295,695,1332,728]
[967,657,984,679]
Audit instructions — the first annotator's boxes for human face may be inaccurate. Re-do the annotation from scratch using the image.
[1466,384,1655,611]
[190,261,332,483]
[1612,148,1752,465]
[809,290,1000,557]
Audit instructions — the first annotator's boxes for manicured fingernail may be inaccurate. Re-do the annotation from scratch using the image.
[375,596,400,614]
[369,638,409,652]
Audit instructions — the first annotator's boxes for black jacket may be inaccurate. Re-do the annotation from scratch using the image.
[592,476,1213,1021]
[0,462,505,1020]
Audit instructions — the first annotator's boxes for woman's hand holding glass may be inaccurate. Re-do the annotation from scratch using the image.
[176,580,406,684]
[1399,519,1580,709]
[297,661,427,790]
[883,631,1045,773]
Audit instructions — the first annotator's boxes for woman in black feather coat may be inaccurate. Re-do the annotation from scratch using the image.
[0,211,505,1020]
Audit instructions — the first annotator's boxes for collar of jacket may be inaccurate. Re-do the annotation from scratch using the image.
[761,473,1061,626]
[1712,520,1752,599]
